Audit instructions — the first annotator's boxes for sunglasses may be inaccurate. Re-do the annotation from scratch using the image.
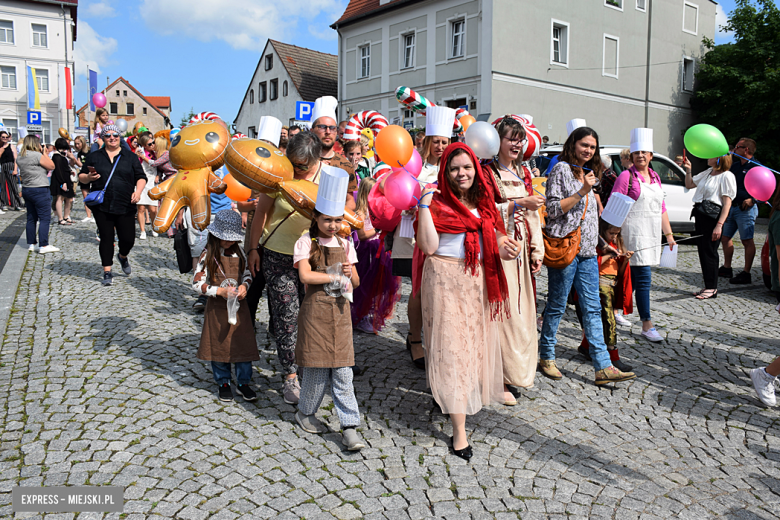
[314,124,337,133]
[105,133,121,138]
[145,141,155,147]
[291,162,310,171]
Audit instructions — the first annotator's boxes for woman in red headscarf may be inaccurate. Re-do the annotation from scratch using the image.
[415,142,521,461]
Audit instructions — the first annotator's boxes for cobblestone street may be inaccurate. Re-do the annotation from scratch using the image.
[2,203,780,520]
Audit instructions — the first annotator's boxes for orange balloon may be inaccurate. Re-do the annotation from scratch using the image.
[460,115,476,132]
[375,125,413,168]
[222,173,251,201]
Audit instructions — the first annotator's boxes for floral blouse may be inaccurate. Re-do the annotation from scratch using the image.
[544,161,599,258]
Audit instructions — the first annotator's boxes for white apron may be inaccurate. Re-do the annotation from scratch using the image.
[138,160,158,207]
[622,176,663,266]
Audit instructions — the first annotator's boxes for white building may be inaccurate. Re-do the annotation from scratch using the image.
[234,39,338,136]
[0,0,77,143]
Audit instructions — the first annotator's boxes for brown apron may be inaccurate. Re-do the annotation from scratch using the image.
[197,255,259,363]
[295,241,354,368]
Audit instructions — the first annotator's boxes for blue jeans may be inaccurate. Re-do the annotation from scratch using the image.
[211,361,253,385]
[540,255,611,371]
[22,187,51,247]
[722,204,758,240]
[630,265,652,322]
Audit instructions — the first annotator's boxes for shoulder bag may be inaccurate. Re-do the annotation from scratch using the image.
[692,170,722,220]
[542,192,589,269]
[84,154,120,207]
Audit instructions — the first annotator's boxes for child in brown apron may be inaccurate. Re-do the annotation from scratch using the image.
[291,165,366,451]
[193,210,259,403]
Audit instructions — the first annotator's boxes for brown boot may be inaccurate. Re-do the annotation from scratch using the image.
[538,359,563,380]
[595,365,636,386]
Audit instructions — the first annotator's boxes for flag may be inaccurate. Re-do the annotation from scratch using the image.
[89,69,98,111]
[58,64,72,110]
[27,66,40,110]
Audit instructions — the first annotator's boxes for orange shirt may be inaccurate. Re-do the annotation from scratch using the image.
[600,241,619,276]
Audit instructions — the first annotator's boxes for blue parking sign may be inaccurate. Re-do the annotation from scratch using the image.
[27,111,41,125]
[296,101,315,121]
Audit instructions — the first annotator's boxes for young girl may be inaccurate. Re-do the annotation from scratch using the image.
[193,210,259,403]
[292,166,366,451]
[91,108,109,147]
[578,219,634,372]
[351,177,401,334]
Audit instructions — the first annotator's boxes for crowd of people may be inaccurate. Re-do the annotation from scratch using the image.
[1,95,776,457]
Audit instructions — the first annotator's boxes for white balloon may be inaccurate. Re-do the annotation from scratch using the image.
[116,119,128,133]
[465,122,500,159]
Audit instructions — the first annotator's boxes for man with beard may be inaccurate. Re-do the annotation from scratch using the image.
[311,96,357,210]
[279,126,289,154]
[335,120,348,154]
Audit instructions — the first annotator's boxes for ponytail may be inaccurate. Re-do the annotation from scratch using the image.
[308,210,324,269]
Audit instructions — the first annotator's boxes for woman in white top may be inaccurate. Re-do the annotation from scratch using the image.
[135,133,159,239]
[683,154,736,299]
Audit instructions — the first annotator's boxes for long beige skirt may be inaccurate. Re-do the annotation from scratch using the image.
[421,255,505,415]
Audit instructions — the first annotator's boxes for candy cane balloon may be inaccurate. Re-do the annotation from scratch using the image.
[343,111,389,140]
[396,86,463,133]
[188,111,221,125]
[455,108,470,120]
[231,133,248,141]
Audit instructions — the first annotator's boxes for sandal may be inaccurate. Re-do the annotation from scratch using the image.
[58,219,71,226]
[695,289,717,300]
[406,334,425,370]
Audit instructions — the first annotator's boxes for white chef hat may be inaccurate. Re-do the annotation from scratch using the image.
[425,106,456,138]
[629,128,654,154]
[312,96,338,123]
[257,116,282,147]
[566,118,587,136]
[314,164,350,217]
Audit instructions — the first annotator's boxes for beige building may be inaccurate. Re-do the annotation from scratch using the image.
[77,77,171,135]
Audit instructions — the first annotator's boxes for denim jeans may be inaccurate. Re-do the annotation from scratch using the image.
[540,255,611,371]
[630,265,652,322]
[211,361,253,385]
[22,186,51,247]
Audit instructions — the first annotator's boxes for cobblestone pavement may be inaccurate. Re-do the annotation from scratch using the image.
[2,204,780,520]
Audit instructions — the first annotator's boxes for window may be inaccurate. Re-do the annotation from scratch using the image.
[1,66,16,89]
[469,99,477,110]
[605,0,622,10]
[143,107,147,115]
[551,20,569,66]
[126,103,134,115]
[682,57,695,92]
[249,89,254,104]
[451,20,465,58]
[404,109,413,119]
[0,20,14,44]
[258,82,267,102]
[403,33,415,69]
[248,126,256,138]
[636,0,646,12]
[683,2,698,35]
[35,69,48,91]
[109,102,118,115]
[270,79,278,100]
[265,54,273,71]
[359,45,370,78]
[115,89,119,96]
[651,158,685,187]
[41,121,50,144]
[602,34,619,79]
[123,90,127,96]
[31,24,47,47]
[2,119,17,140]
[283,81,288,97]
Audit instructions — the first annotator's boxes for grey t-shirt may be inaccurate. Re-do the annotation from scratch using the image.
[17,151,49,188]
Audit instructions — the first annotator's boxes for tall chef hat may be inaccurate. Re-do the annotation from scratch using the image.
[425,106,456,138]
[314,165,350,217]
[257,116,282,147]
[629,128,654,154]
[566,118,587,137]
[312,96,338,123]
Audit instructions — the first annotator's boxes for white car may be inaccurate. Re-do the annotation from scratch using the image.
[536,146,695,233]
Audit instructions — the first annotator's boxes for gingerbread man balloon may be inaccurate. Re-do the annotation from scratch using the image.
[149,119,230,232]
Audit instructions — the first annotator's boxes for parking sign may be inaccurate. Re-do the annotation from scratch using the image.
[296,102,315,121]
[27,111,41,125]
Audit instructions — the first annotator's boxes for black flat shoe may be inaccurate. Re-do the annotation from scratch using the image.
[450,436,473,461]
[406,334,425,369]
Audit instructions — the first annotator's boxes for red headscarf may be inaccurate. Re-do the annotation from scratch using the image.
[413,142,510,319]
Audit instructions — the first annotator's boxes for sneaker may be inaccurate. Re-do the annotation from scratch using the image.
[355,316,375,334]
[235,384,258,401]
[295,411,328,433]
[27,244,39,253]
[595,365,637,385]
[614,313,632,327]
[81,216,92,222]
[538,359,563,380]
[283,376,300,405]
[730,271,752,285]
[192,295,208,313]
[139,231,147,240]
[38,245,60,254]
[718,266,733,279]
[341,428,366,451]
[750,368,777,407]
[116,254,131,275]
[641,327,664,342]
[102,271,113,286]
[151,230,159,237]
[218,383,233,402]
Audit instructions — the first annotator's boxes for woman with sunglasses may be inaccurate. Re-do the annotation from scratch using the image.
[78,125,146,286]
[134,132,159,239]
[0,130,21,212]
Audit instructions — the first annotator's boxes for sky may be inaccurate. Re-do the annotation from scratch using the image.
[72,0,759,129]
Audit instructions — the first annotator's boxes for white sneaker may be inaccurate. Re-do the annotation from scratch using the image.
[139,231,147,240]
[151,230,159,237]
[750,368,777,407]
[641,327,663,342]
[614,313,632,327]
[27,244,39,253]
[38,245,60,254]
[0,209,6,215]
[81,216,92,222]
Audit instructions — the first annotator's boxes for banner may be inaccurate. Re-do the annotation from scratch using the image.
[58,65,72,110]
[88,69,98,112]
[27,66,40,110]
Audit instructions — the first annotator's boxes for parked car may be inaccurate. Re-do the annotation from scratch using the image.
[536,146,695,233]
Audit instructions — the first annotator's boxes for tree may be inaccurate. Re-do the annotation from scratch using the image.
[179,107,198,127]
[691,0,780,171]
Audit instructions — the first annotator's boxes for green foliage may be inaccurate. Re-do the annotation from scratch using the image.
[180,107,198,127]
[691,0,780,171]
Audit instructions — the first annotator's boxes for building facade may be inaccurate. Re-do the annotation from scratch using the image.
[234,39,338,136]
[0,0,77,143]
[76,77,171,135]
[332,0,717,158]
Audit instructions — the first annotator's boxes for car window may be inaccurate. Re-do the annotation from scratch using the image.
[610,154,626,175]
[651,158,685,187]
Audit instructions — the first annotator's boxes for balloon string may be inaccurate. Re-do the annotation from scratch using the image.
[731,152,779,175]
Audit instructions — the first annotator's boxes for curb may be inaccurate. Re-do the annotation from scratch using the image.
[0,231,29,338]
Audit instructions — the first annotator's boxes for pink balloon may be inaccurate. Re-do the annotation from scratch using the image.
[391,149,423,178]
[385,170,421,210]
[92,92,107,108]
[745,166,777,201]
[107,120,114,125]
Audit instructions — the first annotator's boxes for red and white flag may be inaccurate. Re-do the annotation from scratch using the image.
[58,64,72,110]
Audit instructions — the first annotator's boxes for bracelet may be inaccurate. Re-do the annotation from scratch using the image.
[715,222,723,226]
[664,233,673,237]
[573,191,583,199]
[418,204,430,209]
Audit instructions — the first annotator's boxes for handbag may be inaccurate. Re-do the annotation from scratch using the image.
[693,200,722,220]
[173,225,192,274]
[542,192,589,269]
[84,154,120,207]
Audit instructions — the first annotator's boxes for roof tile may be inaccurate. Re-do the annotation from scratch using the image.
[270,40,337,102]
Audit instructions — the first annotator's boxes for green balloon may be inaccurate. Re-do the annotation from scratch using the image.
[683,124,729,159]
